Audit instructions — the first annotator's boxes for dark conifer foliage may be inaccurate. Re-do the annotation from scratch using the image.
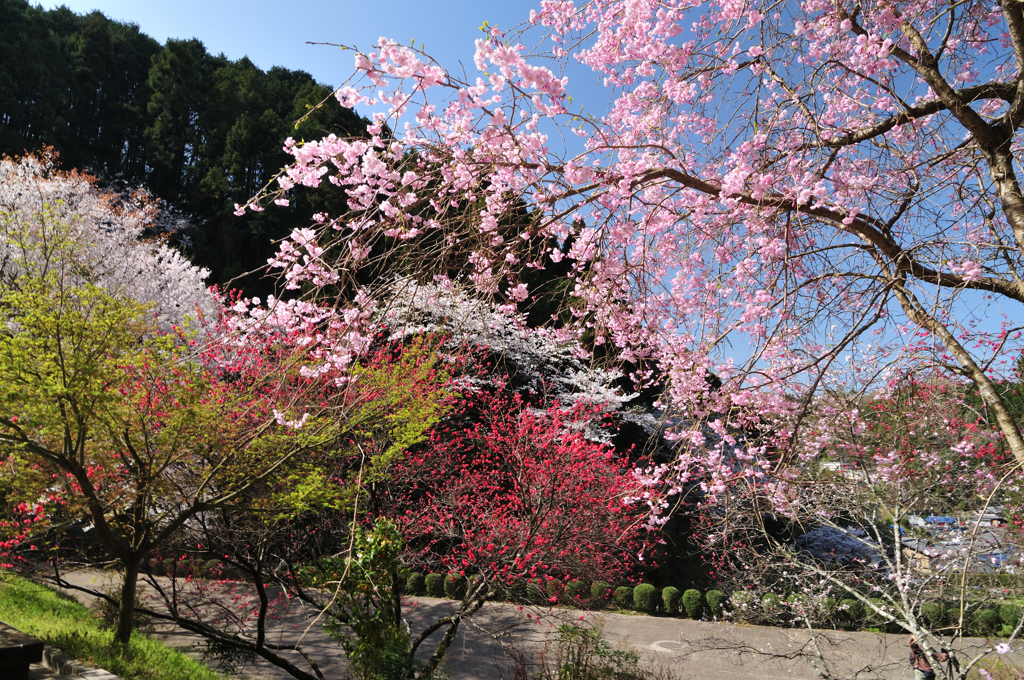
[0,0,366,295]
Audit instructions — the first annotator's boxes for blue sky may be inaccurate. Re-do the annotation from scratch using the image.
[39,0,541,89]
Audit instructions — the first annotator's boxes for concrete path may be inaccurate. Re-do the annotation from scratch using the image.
[52,571,1022,680]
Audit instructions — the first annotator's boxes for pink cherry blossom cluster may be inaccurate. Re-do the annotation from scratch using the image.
[237,0,1024,520]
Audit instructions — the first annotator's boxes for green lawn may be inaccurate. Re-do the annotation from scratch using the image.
[0,573,223,680]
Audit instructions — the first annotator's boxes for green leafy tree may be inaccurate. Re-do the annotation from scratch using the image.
[0,221,381,645]
[309,519,428,680]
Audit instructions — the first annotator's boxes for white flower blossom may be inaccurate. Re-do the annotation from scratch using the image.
[0,153,213,329]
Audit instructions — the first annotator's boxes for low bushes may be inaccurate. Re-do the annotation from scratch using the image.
[406,572,425,596]
[564,580,586,604]
[705,590,727,619]
[662,587,681,615]
[837,599,864,627]
[633,584,658,614]
[590,582,612,607]
[425,573,444,598]
[760,593,783,624]
[682,590,705,620]
[527,578,548,605]
[413,570,1024,639]
[614,586,634,610]
[729,590,759,624]
[864,598,890,629]
[546,578,563,603]
[445,573,468,600]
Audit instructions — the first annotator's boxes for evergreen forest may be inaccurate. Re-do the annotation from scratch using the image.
[0,0,366,294]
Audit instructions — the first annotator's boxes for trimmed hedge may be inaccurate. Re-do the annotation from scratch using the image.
[546,578,563,603]
[445,573,468,600]
[487,581,506,601]
[527,578,548,605]
[634,584,658,614]
[591,581,612,607]
[662,587,681,615]
[425,573,444,598]
[406,572,425,596]
[760,593,783,624]
[706,590,727,619]
[729,590,759,623]
[864,598,889,628]
[682,589,705,620]
[564,580,585,604]
[614,586,634,610]
[838,599,863,626]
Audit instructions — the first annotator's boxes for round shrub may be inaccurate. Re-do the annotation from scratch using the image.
[682,589,705,619]
[729,590,759,623]
[527,578,548,605]
[614,586,634,610]
[662,587,682,615]
[760,593,784,624]
[812,597,838,627]
[406,572,425,596]
[564,580,585,604]
[786,594,810,623]
[425,573,444,598]
[1000,602,1023,626]
[633,584,658,614]
[444,573,467,600]
[545,578,563,603]
[838,599,864,627]
[922,602,944,628]
[487,581,507,601]
[705,590,728,619]
[591,581,612,607]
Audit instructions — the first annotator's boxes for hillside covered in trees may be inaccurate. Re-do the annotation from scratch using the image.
[0,0,365,294]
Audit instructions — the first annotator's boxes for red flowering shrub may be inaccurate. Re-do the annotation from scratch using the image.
[381,386,652,592]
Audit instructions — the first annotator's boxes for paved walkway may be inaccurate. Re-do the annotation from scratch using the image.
[53,571,1021,679]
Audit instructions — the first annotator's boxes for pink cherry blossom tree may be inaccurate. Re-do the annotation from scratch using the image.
[228,5,1024,671]
[239,0,1024,494]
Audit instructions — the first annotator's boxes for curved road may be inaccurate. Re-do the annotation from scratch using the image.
[53,571,1017,680]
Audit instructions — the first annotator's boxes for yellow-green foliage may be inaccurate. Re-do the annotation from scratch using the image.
[274,335,452,519]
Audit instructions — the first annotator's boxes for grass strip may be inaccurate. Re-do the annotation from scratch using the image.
[0,572,222,680]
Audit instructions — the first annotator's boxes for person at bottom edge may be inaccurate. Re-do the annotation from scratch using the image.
[909,635,949,680]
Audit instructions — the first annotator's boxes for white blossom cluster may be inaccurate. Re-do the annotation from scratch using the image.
[0,153,213,329]
[379,281,662,444]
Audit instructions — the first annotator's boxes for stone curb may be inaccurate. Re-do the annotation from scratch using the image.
[0,620,119,680]
[41,644,120,679]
